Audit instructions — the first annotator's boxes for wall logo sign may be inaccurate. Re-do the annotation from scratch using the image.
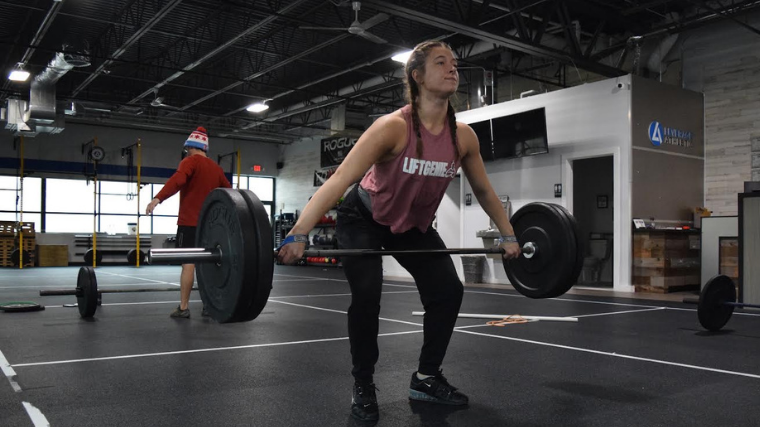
[320,136,358,168]
[648,121,692,148]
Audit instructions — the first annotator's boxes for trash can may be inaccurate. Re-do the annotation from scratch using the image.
[461,256,485,283]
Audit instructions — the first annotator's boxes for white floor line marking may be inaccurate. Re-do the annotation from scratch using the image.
[461,289,664,309]
[456,329,760,380]
[574,307,666,318]
[268,300,426,327]
[22,401,51,427]
[0,349,22,392]
[270,290,418,299]
[12,296,760,379]
[12,330,423,368]
[96,271,179,286]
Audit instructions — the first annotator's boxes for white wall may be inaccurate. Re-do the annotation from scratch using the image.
[275,136,322,216]
[680,11,760,215]
[454,75,634,291]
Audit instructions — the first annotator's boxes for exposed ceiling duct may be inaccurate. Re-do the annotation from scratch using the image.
[5,46,90,136]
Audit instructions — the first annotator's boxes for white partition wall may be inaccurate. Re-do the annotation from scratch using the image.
[700,216,738,289]
[453,75,634,292]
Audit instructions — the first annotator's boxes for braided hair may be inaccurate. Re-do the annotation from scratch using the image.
[403,41,460,159]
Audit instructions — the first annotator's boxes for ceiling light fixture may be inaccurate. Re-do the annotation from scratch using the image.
[8,69,30,82]
[246,102,269,113]
[391,50,412,64]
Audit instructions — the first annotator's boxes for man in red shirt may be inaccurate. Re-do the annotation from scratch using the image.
[146,126,231,318]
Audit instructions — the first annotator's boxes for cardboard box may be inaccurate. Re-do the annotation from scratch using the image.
[37,245,69,267]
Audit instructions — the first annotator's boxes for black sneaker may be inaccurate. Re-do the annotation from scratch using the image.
[169,305,190,318]
[409,371,469,406]
[351,381,379,421]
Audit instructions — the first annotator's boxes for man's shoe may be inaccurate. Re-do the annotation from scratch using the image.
[201,305,210,317]
[170,306,190,318]
[409,371,468,406]
[351,381,379,421]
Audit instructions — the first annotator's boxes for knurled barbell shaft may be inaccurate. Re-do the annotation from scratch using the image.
[723,301,760,309]
[40,287,198,296]
[682,297,760,310]
[148,242,537,265]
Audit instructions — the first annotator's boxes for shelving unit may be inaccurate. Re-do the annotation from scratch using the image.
[275,209,343,268]
[74,234,152,264]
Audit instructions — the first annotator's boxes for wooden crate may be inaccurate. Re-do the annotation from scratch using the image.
[633,231,700,293]
[0,235,35,267]
[0,221,35,237]
[37,245,69,267]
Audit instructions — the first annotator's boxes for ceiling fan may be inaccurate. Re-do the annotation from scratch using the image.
[130,89,181,111]
[300,1,388,44]
[150,95,181,110]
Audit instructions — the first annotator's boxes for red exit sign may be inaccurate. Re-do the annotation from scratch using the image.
[252,165,262,172]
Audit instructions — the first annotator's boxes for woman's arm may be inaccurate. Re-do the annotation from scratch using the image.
[457,123,520,259]
[277,113,406,263]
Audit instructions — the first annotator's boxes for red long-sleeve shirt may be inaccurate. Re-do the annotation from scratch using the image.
[155,154,232,226]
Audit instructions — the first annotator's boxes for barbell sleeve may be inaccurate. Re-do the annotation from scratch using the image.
[149,248,222,264]
[412,311,578,322]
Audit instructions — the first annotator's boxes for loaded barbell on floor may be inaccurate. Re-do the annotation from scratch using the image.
[682,274,758,331]
[142,188,582,323]
[39,268,199,318]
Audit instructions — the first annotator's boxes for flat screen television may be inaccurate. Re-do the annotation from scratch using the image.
[491,108,548,160]
[468,119,494,162]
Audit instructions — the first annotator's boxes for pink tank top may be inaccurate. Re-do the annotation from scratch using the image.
[360,105,461,233]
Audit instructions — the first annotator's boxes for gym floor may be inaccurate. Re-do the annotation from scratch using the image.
[1,265,759,427]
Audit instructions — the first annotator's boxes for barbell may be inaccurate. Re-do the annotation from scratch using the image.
[38,268,199,318]
[683,274,758,331]
[144,188,582,323]
[45,188,583,322]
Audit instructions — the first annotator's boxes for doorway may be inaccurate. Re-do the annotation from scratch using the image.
[572,156,614,287]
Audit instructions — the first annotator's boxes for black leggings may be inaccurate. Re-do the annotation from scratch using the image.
[336,185,464,382]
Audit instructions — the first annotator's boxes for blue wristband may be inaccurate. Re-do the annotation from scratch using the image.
[276,234,308,251]
[497,235,518,244]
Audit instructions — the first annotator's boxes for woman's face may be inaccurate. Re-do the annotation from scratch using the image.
[415,46,459,97]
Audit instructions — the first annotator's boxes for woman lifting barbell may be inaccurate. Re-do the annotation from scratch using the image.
[276,40,520,422]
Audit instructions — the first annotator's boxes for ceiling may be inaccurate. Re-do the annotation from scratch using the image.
[1,0,758,143]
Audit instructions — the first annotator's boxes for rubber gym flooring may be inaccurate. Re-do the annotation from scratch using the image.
[1,265,760,427]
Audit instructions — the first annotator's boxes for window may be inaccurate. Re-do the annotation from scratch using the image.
[151,184,180,216]
[249,177,274,202]
[46,213,95,233]
[0,212,41,230]
[100,215,138,235]
[99,181,140,214]
[0,174,266,235]
[152,216,178,234]
[234,176,275,224]
[47,178,95,213]
[0,176,42,232]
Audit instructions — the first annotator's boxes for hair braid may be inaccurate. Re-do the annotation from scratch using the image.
[410,96,424,157]
[446,100,460,159]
